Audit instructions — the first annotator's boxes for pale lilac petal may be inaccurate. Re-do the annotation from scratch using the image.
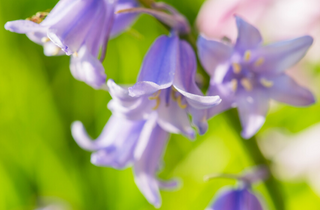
[269,74,315,106]
[188,107,208,135]
[173,40,221,109]
[235,16,262,52]
[47,0,107,55]
[107,80,154,120]
[70,46,106,89]
[129,35,178,97]
[5,20,45,34]
[43,42,65,56]
[133,121,170,208]
[111,0,138,37]
[207,83,235,119]
[197,35,233,75]
[236,90,269,139]
[157,92,195,139]
[207,188,263,210]
[253,36,313,75]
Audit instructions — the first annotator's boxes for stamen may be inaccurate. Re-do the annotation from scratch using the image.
[231,79,238,92]
[254,58,264,67]
[244,50,251,61]
[177,95,187,109]
[73,52,79,57]
[41,37,50,43]
[241,78,253,91]
[171,90,178,101]
[152,97,161,110]
[148,90,161,100]
[232,63,241,74]
[52,47,61,56]
[260,78,274,88]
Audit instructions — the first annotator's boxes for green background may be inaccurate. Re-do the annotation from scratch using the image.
[0,0,320,209]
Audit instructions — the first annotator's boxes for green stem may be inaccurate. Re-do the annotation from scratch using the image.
[225,109,285,210]
[137,0,285,209]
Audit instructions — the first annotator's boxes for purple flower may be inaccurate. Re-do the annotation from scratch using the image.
[5,0,138,89]
[72,113,178,208]
[107,33,221,137]
[197,16,315,139]
[206,187,264,210]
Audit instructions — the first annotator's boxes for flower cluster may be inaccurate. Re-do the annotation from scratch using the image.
[5,0,316,209]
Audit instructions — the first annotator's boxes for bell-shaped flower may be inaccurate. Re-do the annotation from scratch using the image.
[72,113,178,208]
[107,33,221,137]
[197,16,315,139]
[5,0,138,89]
[206,188,264,210]
[205,167,267,210]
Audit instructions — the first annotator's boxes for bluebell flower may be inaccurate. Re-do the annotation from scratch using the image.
[107,33,221,137]
[197,16,315,139]
[205,167,267,210]
[72,113,178,208]
[5,0,138,89]
[206,187,264,210]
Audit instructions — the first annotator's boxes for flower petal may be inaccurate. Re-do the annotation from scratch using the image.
[207,83,235,119]
[157,92,195,139]
[188,107,208,135]
[269,74,315,106]
[133,121,170,208]
[129,35,178,97]
[236,90,269,139]
[107,80,154,120]
[173,40,221,109]
[5,20,45,34]
[235,16,262,52]
[70,45,106,89]
[111,0,138,37]
[253,36,313,75]
[197,35,233,76]
[207,188,263,210]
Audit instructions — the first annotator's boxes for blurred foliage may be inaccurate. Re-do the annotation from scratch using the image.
[1,0,320,209]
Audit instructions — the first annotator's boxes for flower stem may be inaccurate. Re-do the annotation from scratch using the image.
[224,109,285,210]
[137,0,286,208]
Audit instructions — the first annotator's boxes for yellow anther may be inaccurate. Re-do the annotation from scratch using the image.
[73,52,79,57]
[241,78,253,91]
[41,37,50,43]
[244,50,251,61]
[152,97,161,110]
[148,90,161,100]
[171,90,178,101]
[231,79,238,92]
[232,63,241,74]
[254,58,264,67]
[260,78,274,88]
[177,95,187,109]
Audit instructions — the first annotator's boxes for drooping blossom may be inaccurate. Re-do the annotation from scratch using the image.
[205,167,267,210]
[260,123,320,198]
[72,114,177,208]
[197,16,315,139]
[5,0,138,89]
[108,33,221,137]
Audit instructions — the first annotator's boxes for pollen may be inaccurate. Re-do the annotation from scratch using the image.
[241,78,253,91]
[254,57,264,67]
[52,47,61,56]
[41,37,50,43]
[232,63,241,74]
[73,52,79,57]
[244,50,251,61]
[260,78,274,88]
[231,79,238,92]
[177,95,187,109]
[171,90,178,101]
